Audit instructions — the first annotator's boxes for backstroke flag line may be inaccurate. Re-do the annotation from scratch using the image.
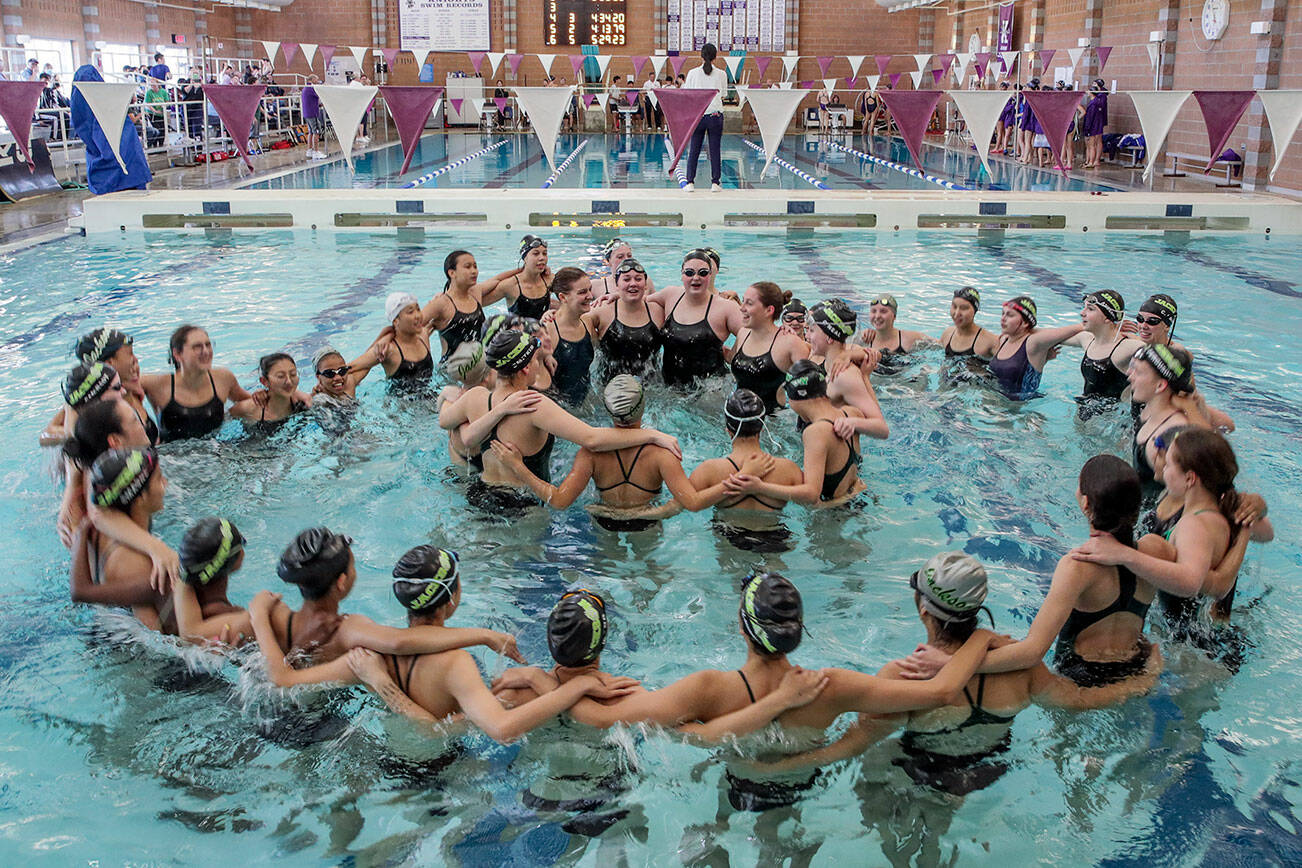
[878,90,943,170]
[1193,90,1255,173]
[380,86,444,175]
[1023,90,1087,176]
[1257,90,1302,181]
[203,84,268,170]
[743,87,811,176]
[0,81,46,168]
[949,90,1011,178]
[71,81,138,171]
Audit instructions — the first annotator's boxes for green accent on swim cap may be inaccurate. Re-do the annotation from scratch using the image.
[491,332,538,372]
[67,362,109,405]
[94,449,152,508]
[576,597,604,660]
[811,302,854,340]
[1143,343,1188,384]
[404,549,460,611]
[1084,290,1124,322]
[741,574,776,654]
[193,519,241,585]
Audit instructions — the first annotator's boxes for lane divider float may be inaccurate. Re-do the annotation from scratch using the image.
[402,139,509,189]
[828,141,968,191]
[541,139,590,188]
[742,139,830,191]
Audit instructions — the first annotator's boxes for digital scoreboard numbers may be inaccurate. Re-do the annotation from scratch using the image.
[545,0,627,47]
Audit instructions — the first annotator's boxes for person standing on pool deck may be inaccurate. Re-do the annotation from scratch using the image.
[375,293,433,384]
[1081,80,1108,169]
[422,250,522,360]
[987,296,1085,401]
[651,250,743,387]
[855,295,930,374]
[939,288,999,361]
[491,236,554,321]
[729,282,809,413]
[141,325,253,442]
[587,260,664,384]
[682,44,728,193]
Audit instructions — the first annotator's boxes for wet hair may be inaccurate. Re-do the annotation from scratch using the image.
[1079,454,1142,548]
[1167,428,1240,528]
[63,400,130,469]
[724,389,767,438]
[913,592,980,643]
[552,266,588,296]
[63,362,116,409]
[179,517,245,587]
[259,352,295,378]
[277,527,353,601]
[548,589,608,667]
[443,249,473,291]
[169,325,205,369]
[392,545,461,613]
[701,43,718,74]
[748,282,791,321]
[739,572,803,656]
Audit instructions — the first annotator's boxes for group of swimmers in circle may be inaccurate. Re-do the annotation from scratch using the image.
[43,233,1275,807]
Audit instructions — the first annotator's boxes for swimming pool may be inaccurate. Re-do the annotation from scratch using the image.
[243,132,1125,194]
[2,229,1300,865]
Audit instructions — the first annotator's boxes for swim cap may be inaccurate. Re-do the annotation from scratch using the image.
[1083,289,1125,323]
[90,447,158,510]
[385,291,419,323]
[700,247,722,270]
[486,330,539,374]
[724,389,767,437]
[392,545,461,613]
[910,552,988,623]
[953,286,981,310]
[277,527,353,600]
[1134,344,1193,393]
[739,572,803,656]
[601,237,628,260]
[481,313,510,345]
[1004,296,1038,328]
[603,374,645,425]
[548,589,608,667]
[1139,294,1178,325]
[440,340,487,385]
[808,300,856,341]
[63,362,117,408]
[179,517,246,586]
[75,327,132,365]
[614,259,646,279]
[869,294,898,313]
[519,235,547,259]
[785,360,828,401]
[683,248,713,268]
[311,345,343,371]
[782,299,807,320]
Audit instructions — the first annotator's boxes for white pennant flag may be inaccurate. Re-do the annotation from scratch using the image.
[913,53,932,71]
[72,81,138,171]
[261,42,281,64]
[1128,90,1192,181]
[1258,90,1302,181]
[736,89,746,108]
[315,84,377,172]
[949,90,1011,178]
[595,55,613,77]
[537,54,555,75]
[514,86,574,171]
[301,43,318,69]
[725,55,744,80]
[650,55,667,78]
[1068,47,1085,68]
[999,51,1018,76]
[349,46,369,68]
[746,88,810,175]
[909,70,925,89]
[1146,43,1161,70]
[823,78,837,95]
[777,81,793,89]
[595,92,610,110]
[866,75,880,92]
[486,52,505,78]
[953,53,971,83]
[846,55,866,79]
[781,56,799,80]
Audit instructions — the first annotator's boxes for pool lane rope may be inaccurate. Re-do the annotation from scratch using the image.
[665,136,689,189]
[541,138,589,188]
[742,139,830,190]
[402,139,509,189]
[829,141,969,191]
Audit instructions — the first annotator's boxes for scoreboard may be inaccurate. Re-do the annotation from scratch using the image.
[545,0,627,47]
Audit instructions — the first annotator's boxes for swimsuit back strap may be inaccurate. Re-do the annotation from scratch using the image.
[737,669,757,703]
[168,373,176,402]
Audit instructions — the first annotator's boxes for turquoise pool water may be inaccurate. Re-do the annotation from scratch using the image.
[1,229,1299,865]
[243,132,1123,193]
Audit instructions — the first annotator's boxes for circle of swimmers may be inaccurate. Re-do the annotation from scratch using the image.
[45,234,1275,802]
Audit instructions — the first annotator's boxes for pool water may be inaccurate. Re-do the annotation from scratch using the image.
[243,132,1124,193]
[1,229,1300,865]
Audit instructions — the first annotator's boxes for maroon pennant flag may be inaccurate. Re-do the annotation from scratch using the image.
[0,80,46,169]
[877,90,942,169]
[379,85,443,174]
[1023,89,1085,175]
[1193,90,1255,172]
[875,55,893,77]
[656,88,716,170]
[204,84,267,169]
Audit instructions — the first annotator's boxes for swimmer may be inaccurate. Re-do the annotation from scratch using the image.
[546,267,597,406]
[855,295,930,373]
[171,517,253,645]
[436,341,491,467]
[649,250,743,387]
[1060,290,1144,410]
[806,300,890,440]
[697,247,733,301]
[939,287,999,360]
[308,342,388,406]
[250,546,630,743]
[246,531,524,674]
[1130,294,1234,432]
[726,361,866,506]
[140,325,252,442]
[779,299,807,337]
[522,318,559,399]
[590,238,655,298]
[488,235,554,320]
[422,250,522,359]
[230,353,310,427]
[728,281,809,413]
[376,293,433,383]
[491,375,737,526]
[587,259,664,383]
[905,456,1159,688]
[987,296,1087,401]
[56,361,125,435]
[1128,344,1194,490]
[44,328,157,447]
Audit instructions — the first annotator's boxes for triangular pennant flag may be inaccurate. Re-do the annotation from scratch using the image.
[846,55,865,79]
[974,52,991,80]
[449,97,464,115]
[379,85,443,175]
[1193,91,1255,172]
[283,43,299,67]
[949,89,1011,178]
[0,80,46,168]
[1095,46,1112,74]
[875,55,893,77]
[823,78,837,95]
[845,77,858,89]
[349,46,369,69]
[71,81,137,171]
[909,70,924,89]
[744,87,810,175]
[1038,49,1055,72]
[669,55,688,77]
[537,54,555,74]
[725,56,744,80]
[1128,90,1192,181]
[953,53,971,82]
[755,56,773,79]
[1000,51,1019,76]
[889,73,903,89]
[487,52,505,77]
[595,92,609,110]
[1146,44,1160,70]
[508,54,524,75]
[878,90,942,168]
[320,46,337,69]
[913,53,932,72]
[1023,90,1084,175]
[381,47,401,66]
[656,87,716,170]
[203,84,267,170]
[570,55,586,77]
[632,56,649,79]
[315,84,376,172]
[938,54,955,77]
[932,69,944,85]
[513,85,574,170]
[650,55,668,78]
[261,41,281,64]
[817,56,834,77]
[782,56,800,80]
[1258,90,1302,181]
[301,43,318,69]
[596,55,613,77]
[866,75,880,92]
[468,51,486,76]
[626,91,640,107]
[778,81,793,89]
[1067,47,1085,68]
[582,93,597,108]
[496,95,510,113]
[799,81,813,90]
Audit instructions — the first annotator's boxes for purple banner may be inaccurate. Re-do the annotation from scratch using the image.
[998,3,1015,53]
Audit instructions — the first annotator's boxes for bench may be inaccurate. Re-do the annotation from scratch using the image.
[1164,149,1243,188]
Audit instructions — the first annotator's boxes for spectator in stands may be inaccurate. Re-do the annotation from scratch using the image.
[178,78,205,139]
[301,75,327,160]
[148,52,170,82]
[607,75,623,130]
[38,74,71,139]
[219,64,236,86]
[22,58,39,81]
[144,79,169,132]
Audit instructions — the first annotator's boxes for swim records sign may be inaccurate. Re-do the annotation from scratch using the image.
[400,0,490,53]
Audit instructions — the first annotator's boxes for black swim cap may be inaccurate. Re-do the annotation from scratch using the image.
[519,235,547,259]
[785,360,828,401]
[392,545,461,613]
[954,286,981,311]
[809,300,856,341]
[683,248,713,268]
[480,313,510,345]
[90,446,158,510]
[179,517,246,586]
[1139,294,1178,325]
[63,362,117,408]
[278,527,353,601]
[486,330,539,374]
[75,327,132,365]
[782,299,807,320]
[1004,296,1038,328]
[739,572,803,656]
[614,258,647,279]
[1134,344,1193,394]
[1083,289,1125,322]
[548,589,608,667]
[724,389,767,438]
[700,247,722,270]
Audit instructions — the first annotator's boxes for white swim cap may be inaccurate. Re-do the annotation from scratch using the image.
[909,552,988,623]
[385,292,419,323]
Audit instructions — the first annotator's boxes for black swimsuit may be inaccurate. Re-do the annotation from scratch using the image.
[869,331,908,375]
[391,340,434,382]
[1133,411,1179,485]
[1053,566,1153,687]
[594,445,660,496]
[895,675,1017,797]
[730,329,785,413]
[661,294,725,386]
[509,274,552,320]
[551,320,595,405]
[158,372,225,442]
[1080,337,1129,400]
[944,330,980,358]
[599,299,661,383]
[440,293,485,359]
[811,415,861,501]
[133,403,160,445]
[718,457,785,510]
[488,393,555,483]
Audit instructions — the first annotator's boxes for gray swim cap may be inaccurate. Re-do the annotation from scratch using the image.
[440,340,487,385]
[909,552,988,623]
[311,345,343,371]
[603,374,644,424]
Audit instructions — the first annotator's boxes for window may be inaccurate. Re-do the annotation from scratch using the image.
[160,46,191,77]
[99,43,142,80]
[23,38,78,79]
